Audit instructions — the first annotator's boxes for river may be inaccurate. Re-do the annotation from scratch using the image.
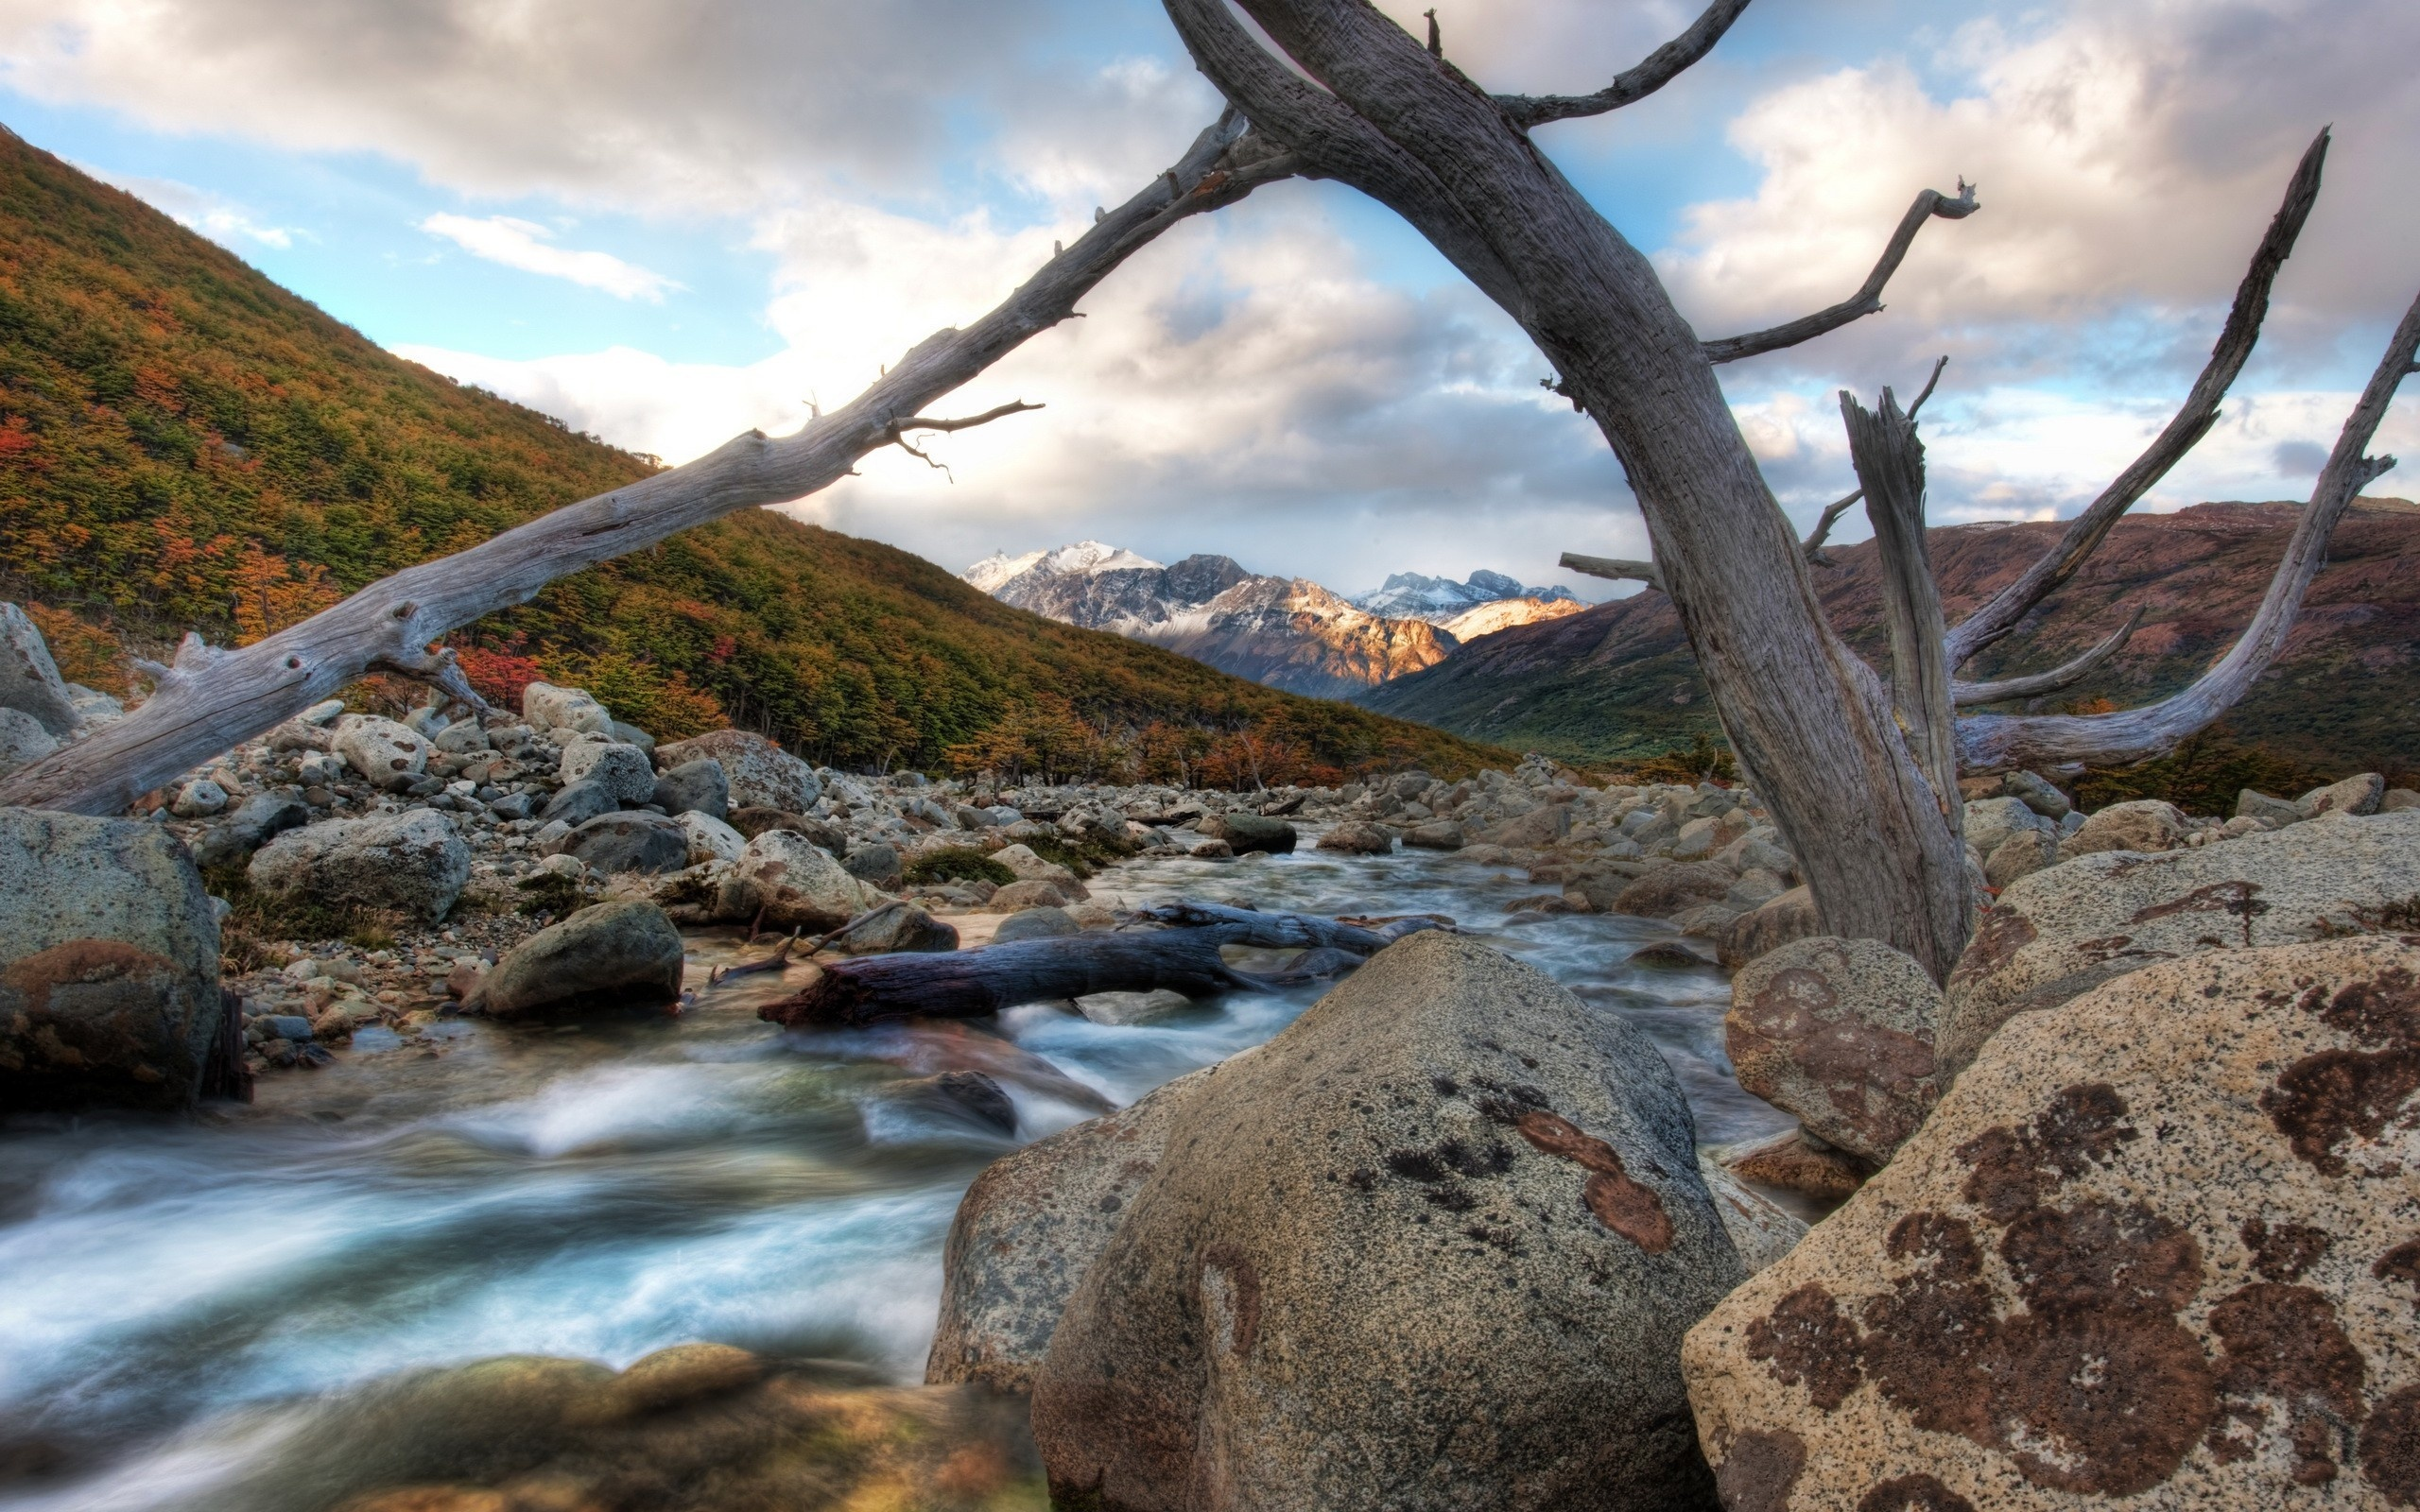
[0,839,1789,1509]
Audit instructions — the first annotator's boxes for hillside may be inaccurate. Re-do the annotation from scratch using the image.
[0,124,1512,783]
[1363,501,2420,775]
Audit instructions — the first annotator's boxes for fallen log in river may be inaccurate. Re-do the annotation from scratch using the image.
[758,902,1446,1028]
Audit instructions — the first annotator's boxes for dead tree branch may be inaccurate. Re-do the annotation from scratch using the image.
[1703,185,1979,365]
[1958,284,2420,771]
[0,115,1292,816]
[1560,551,1664,593]
[1841,387,1959,816]
[1944,129,2331,667]
[1950,607,2142,707]
[1800,487,1863,563]
[1495,0,1754,129]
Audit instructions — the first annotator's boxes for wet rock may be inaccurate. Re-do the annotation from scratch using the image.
[2299,771,2385,819]
[537,780,615,829]
[654,730,821,813]
[879,1070,1017,1136]
[1199,810,1297,854]
[650,758,728,820]
[1032,930,1739,1511]
[332,714,430,789]
[715,831,871,931]
[1941,811,2420,1075]
[840,842,902,891]
[1403,819,1464,850]
[832,902,957,955]
[1684,936,2420,1510]
[2057,797,2190,859]
[1315,820,1394,854]
[249,810,471,924]
[0,707,58,777]
[929,1062,1226,1393]
[558,811,688,875]
[1629,940,1717,970]
[556,739,655,805]
[993,906,1079,943]
[190,793,312,869]
[1719,1127,1874,1201]
[1728,937,1945,1163]
[676,810,745,866]
[468,901,684,1018]
[520,680,613,736]
[0,809,226,1111]
[1073,988,1190,1026]
[1613,860,1737,919]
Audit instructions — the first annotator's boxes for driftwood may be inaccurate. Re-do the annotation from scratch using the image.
[758,902,1443,1028]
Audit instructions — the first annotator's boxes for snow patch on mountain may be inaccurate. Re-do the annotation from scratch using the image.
[961,540,1161,593]
[1355,569,1578,622]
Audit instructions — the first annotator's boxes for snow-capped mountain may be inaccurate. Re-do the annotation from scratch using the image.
[1355,569,1580,627]
[962,545,1461,697]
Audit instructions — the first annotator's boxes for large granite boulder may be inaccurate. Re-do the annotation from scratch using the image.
[467,901,685,1018]
[1941,811,2420,1074]
[520,680,613,736]
[1717,885,1822,970]
[654,730,821,814]
[556,739,656,804]
[188,792,312,870]
[558,811,689,874]
[715,830,871,931]
[331,714,428,789]
[0,809,227,1111]
[2056,798,2189,860]
[1727,936,1945,1163]
[0,707,57,778]
[1684,936,2420,1510]
[1031,930,1743,1511]
[651,758,728,820]
[1199,811,1297,854]
[1315,820,1394,854]
[1613,860,1737,919]
[248,810,472,924]
[0,602,80,734]
[2300,771,2385,819]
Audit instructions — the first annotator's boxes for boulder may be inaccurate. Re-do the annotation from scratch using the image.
[1612,860,1737,919]
[169,778,227,817]
[0,602,80,734]
[676,809,746,866]
[0,808,226,1111]
[728,805,847,853]
[1728,937,1945,1162]
[877,1069,1016,1135]
[432,717,490,755]
[189,793,312,869]
[559,811,689,875]
[2299,771,2385,819]
[1474,802,1572,850]
[1074,988,1191,1026]
[715,831,870,931]
[993,906,1079,943]
[248,810,471,924]
[2000,768,2072,821]
[1315,820,1394,855]
[556,739,656,805]
[1031,930,1742,1511]
[1684,936,2420,1509]
[840,842,903,891]
[832,902,958,955]
[928,1062,1227,1393]
[653,730,821,814]
[993,843,1079,886]
[1719,1128,1874,1202]
[520,680,613,736]
[650,758,729,820]
[1199,811,1297,854]
[1698,1155,1807,1276]
[331,714,429,789]
[1716,828,1798,881]
[2387,789,2420,814]
[538,780,616,828]
[1403,820,1465,850]
[1964,796,2054,861]
[2056,798,2189,860]
[1983,828,2057,891]
[609,720,655,755]
[2237,787,2304,826]
[467,901,684,1018]
[1941,811,2420,1074]
[988,878,1078,912]
[0,706,58,777]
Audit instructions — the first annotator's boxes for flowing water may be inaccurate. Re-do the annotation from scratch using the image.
[0,841,1789,1509]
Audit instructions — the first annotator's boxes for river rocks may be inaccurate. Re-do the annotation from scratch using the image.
[1031,930,1741,1511]
[832,901,958,955]
[1316,820,1394,854]
[655,730,821,813]
[676,809,745,866]
[994,905,1079,943]
[840,842,902,891]
[0,808,227,1111]
[558,811,689,875]
[1199,810,1297,854]
[1074,988,1190,1026]
[2238,787,2305,825]
[467,901,683,1018]
[1717,885,1822,970]
[650,758,728,820]
[930,1062,1225,1393]
[250,810,471,924]
[189,792,312,869]
[332,714,430,789]
[556,739,656,804]
[1984,828,2058,890]
[2301,771,2385,818]
[520,680,613,736]
[0,707,57,777]
[879,1069,1017,1134]
[1475,801,1572,850]
[1683,936,2420,1510]
[1403,819,1464,850]
[715,830,870,931]
[1728,936,1945,1162]
[992,843,1079,887]
[988,878,1078,911]
[1613,860,1737,919]
[2057,797,2190,859]
[1720,1127,1875,1201]
[169,777,229,817]
[1964,796,2056,862]
[1941,811,2420,1074]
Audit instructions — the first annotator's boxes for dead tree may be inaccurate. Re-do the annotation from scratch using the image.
[1156,0,2416,979]
[0,113,1298,818]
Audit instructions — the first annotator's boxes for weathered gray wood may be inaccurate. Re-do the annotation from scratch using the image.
[1944,131,2330,667]
[1560,552,1663,592]
[1959,288,2420,771]
[0,114,1296,817]
[1495,0,1754,129]
[1702,185,1979,366]
[1798,487,1863,563]
[1950,608,2141,707]
[1841,388,1961,837]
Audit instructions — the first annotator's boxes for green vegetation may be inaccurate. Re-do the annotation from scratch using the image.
[2068,725,2332,816]
[904,849,1018,887]
[0,125,1513,782]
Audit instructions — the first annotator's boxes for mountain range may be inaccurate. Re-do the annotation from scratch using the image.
[1362,500,2420,775]
[0,124,1512,782]
[960,544,1582,697]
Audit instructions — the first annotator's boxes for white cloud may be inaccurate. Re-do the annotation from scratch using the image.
[418,214,679,301]
[75,163,298,249]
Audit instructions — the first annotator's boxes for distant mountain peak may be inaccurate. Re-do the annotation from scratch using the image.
[1355,569,1577,621]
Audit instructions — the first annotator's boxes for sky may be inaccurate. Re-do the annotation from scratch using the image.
[1,0,2414,601]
